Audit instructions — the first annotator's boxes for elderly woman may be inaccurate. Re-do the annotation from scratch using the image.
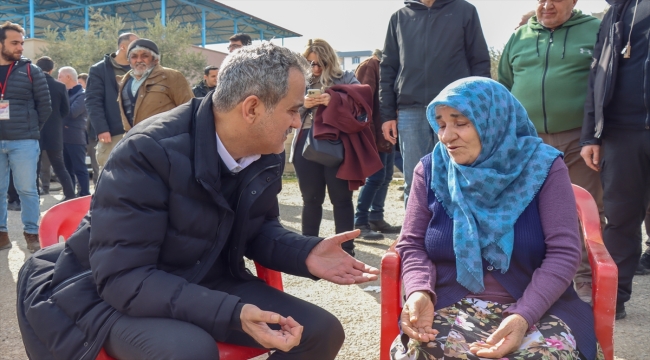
[391,78,600,360]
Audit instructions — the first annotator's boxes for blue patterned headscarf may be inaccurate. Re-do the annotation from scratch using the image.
[427,77,561,294]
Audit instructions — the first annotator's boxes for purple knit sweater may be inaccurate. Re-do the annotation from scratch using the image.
[397,158,581,327]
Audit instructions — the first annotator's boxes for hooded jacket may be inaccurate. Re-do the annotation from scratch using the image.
[499,10,600,134]
[0,58,51,140]
[582,0,650,144]
[379,0,490,123]
[17,96,323,360]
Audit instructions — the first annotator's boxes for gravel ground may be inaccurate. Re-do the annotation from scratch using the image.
[0,179,647,360]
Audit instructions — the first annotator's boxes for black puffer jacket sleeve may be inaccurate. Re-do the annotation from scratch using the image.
[581,12,609,146]
[31,64,51,130]
[89,133,242,341]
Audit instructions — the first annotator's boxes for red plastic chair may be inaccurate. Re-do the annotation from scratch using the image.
[39,195,284,360]
[379,184,618,360]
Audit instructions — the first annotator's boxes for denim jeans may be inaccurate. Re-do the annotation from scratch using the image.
[0,139,40,234]
[354,150,395,226]
[397,107,437,206]
[63,143,90,196]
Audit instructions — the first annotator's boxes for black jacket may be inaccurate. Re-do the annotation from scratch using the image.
[379,0,490,123]
[0,58,51,140]
[17,96,323,360]
[62,85,88,145]
[40,74,69,151]
[85,54,125,138]
[582,0,650,145]
[192,80,214,98]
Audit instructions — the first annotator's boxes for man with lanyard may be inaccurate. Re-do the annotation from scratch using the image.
[0,21,51,252]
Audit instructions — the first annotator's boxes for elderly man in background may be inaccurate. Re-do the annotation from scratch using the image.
[58,66,90,197]
[118,38,193,132]
[192,65,219,97]
[86,32,138,170]
[498,0,601,304]
[353,49,400,240]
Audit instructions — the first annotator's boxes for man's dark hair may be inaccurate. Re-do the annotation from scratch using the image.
[229,33,252,46]
[78,73,88,81]
[0,21,25,44]
[204,65,219,76]
[117,32,137,47]
[35,56,55,72]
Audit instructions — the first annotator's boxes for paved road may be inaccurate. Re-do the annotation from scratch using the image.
[0,182,647,359]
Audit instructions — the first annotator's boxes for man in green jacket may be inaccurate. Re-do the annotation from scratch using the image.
[498,0,601,304]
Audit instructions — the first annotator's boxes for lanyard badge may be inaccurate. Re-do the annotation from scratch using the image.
[0,100,9,120]
[0,62,14,120]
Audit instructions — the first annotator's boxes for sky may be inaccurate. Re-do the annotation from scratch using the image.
[213,0,609,53]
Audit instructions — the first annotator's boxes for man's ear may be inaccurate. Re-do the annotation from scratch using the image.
[240,95,263,125]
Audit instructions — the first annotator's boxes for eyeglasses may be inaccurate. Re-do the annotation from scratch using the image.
[310,61,323,69]
[228,44,243,51]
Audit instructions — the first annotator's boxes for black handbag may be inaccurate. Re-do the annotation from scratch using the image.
[302,126,344,167]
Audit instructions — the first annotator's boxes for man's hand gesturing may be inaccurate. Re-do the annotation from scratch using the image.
[305,229,380,284]
[240,304,303,352]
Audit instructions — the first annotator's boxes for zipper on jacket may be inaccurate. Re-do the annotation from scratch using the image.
[79,309,118,360]
[541,32,554,134]
[188,179,229,284]
[643,35,650,130]
[229,163,282,278]
[50,270,92,295]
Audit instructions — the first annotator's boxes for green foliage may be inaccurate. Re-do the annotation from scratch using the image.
[489,46,502,81]
[37,12,206,82]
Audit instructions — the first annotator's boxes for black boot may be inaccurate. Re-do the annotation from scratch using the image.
[369,219,402,234]
[355,224,384,240]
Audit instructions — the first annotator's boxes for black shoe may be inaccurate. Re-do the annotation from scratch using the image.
[355,224,384,240]
[640,253,650,270]
[41,187,49,195]
[369,219,402,234]
[615,303,626,320]
[7,201,21,211]
[636,262,650,275]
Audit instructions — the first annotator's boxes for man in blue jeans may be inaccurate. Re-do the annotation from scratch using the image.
[353,50,401,239]
[379,0,490,205]
[0,22,52,252]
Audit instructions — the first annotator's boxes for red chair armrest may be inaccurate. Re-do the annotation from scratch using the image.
[380,241,402,360]
[573,184,616,360]
[254,262,283,292]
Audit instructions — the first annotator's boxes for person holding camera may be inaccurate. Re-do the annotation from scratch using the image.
[289,39,380,257]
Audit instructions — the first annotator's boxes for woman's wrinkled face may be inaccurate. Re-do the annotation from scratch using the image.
[306,52,323,77]
[435,106,482,165]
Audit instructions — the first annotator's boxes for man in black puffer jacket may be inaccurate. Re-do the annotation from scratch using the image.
[0,22,51,253]
[17,43,378,360]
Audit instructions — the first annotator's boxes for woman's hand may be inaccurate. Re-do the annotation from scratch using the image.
[315,93,331,107]
[469,313,528,358]
[303,95,319,109]
[400,291,438,342]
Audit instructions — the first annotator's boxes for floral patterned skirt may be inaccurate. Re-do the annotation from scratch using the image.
[390,298,603,360]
